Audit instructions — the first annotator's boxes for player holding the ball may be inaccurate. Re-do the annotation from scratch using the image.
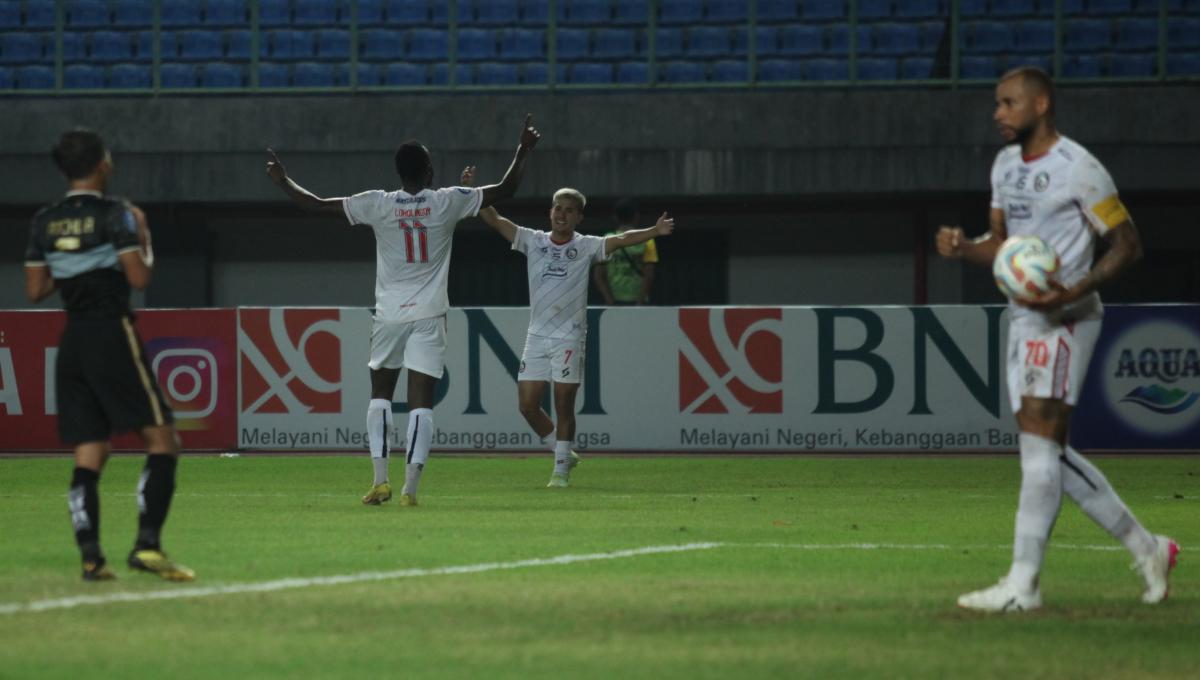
[936,67,1178,612]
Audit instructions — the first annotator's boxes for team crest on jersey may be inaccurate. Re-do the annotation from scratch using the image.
[239,308,343,414]
[1034,172,1050,192]
[566,247,578,260]
[678,308,783,414]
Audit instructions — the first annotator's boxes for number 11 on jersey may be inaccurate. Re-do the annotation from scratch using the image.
[399,220,429,263]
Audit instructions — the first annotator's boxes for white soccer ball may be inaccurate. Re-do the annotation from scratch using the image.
[993,235,1060,302]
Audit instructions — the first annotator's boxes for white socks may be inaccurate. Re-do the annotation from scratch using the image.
[1061,445,1157,560]
[1007,433,1063,593]
[554,441,572,473]
[366,399,392,486]
[403,408,433,496]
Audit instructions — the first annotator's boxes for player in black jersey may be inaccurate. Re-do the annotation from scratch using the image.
[23,129,194,582]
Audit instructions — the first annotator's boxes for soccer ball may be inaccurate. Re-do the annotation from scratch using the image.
[993,235,1060,302]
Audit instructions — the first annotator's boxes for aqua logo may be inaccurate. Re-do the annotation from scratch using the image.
[1102,321,1200,435]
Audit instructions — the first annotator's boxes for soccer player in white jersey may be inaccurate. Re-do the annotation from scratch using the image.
[265,115,541,506]
[936,67,1178,612]
[463,175,673,486]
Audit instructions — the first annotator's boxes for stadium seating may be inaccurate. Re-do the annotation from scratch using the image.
[1167,52,1200,75]
[408,28,448,61]
[758,58,803,81]
[110,62,151,87]
[386,0,427,23]
[707,0,748,24]
[1168,19,1200,49]
[654,27,684,59]
[593,28,637,60]
[520,0,550,25]
[259,0,291,27]
[0,2,17,30]
[65,63,105,88]
[901,56,934,79]
[1013,20,1053,52]
[659,0,702,26]
[1,32,42,63]
[857,0,891,20]
[475,0,519,26]
[292,61,335,86]
[777,25,823,56]
[294,0,339,26]
[1109,52,1154,76]
[1063,53,1104,77]
[556,27,589,60]
[160,62,197,87]
[316,29,350,60]
[353,0,384,25]
[91,31,135,62]
[114,0,153,27]
[205,0,246,27]
[757,0,799,23]
[361,29,403,61]
[858,57,898,80]
[710,59,748,81]
[872,24,921,56]
[1065,19,1112,52]
[806,58,848,80]
[660,60,705,82]
[476,61,519,84]
[16,64,54,88]
[960,55,999,78]
[180,31,224,61]
[201,61,243,87]
[966,22,1012,54]
[384,61,425,85]
[67,1,110,29]
[23,2,55,29]
[258,61,290,87]
[498,28,544,60]
[614,60,647,82]
[570,61,613,83]
[802,0,845,20]
[896,0,944,19]
[428,62,473,85]
[458,28,496,61]
[1116,18,1158,52]
[161,1,203,28]
[687,27,731,58]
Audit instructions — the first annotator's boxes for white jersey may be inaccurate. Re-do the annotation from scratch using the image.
[990,135,1128,322]
[512,226,608,340]
[343,186,482,323]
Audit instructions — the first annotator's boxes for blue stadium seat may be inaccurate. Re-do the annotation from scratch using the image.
[1132,0,1182,11]
[757,0,798,22]
[919,21,944,51]
[161,0,203,27]
[593,28,637,60]
[386,0,427,22]
[0,2,18,29]
[353,61,380,85]
[570,61,613,83]
[0,64,10,88]
[259,0,291,27]
[354,0,385,25]
[64,63,105,88]
[292,61,335,86]
[476,0,518,25]
[757,57,802,81]
[458,28,496,60]
[1,32,42,63]
[429,0,451,25]
[659,60,705,82]
[113,0,152,27]
[428,62,473,85]
[520,61,558,84]
[498,28,544,60]
[361,29,403,60]
[827,25,873,55]
[225,30,267,60]
[205,0,246,26]
[710,59,748,81]
[858,0,892,19]
[990,0,1035,15]
[23,2,56,27]
[135,31,180,61]
[805,58,848,80]
[1013,20,1053,52]
[476,61,519,84]
[1116,18,1157,51]
[386,62,429,85]
[316,29,350,60]
[201,61,243,87]
[612,0,647,25]
[520,0,549,25]
[653,27,684,58]
[965,22,1012,54]
[62,32,89,61]
[857,57,897,79]
[408,28,448,61]
[737,26,780,56]
[895,0,942,18]
[295,0,339,26]
[1167,51,1200,75]
[91,31,134,62]
[562,0,608,24]
[1168,19,1200,49]
[180,30,223,60]
[959,0,986,15]
[160,62,197,87]
[707,0,748,24]
[556,27,590,60]
[1063,54,1104,77]
[1109,52,1154,76]
[659,0,701,25]
[1086,0,1131,14]
[802,0,845,20]
[16,64,54,88]
[871,23,919,55]
[1065,19,1112,52]
[687,27,730,58]
[960,54,999,78]
[615,60,647,82]
[67,0,111,28]
[777,24,822,56]
[266,29,296,60]
[109,62,150,87]
[257,61,289,87]
[900,56,933,78]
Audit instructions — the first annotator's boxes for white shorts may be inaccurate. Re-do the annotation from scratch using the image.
[368,315,447,378]
[518,334,585,384]
[1005,315,1102,413]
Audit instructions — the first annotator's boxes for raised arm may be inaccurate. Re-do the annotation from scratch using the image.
[603,212,674,258]
[478,206,519,243]
[265,148,347,215]
[478,114,541,210]
[935,207,1007,267]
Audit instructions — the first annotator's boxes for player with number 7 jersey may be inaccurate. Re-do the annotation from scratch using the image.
[266,114,541,508]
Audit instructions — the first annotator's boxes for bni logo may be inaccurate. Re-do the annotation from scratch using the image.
[1102,320,1200,435]
[239,308,342,414]
[678,308,783,414]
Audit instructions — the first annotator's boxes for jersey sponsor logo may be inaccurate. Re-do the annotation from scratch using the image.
[239,308,342,414]
[1102,321,1200,434]
[543,263,569,279]
[394,196,427,204]
[1034,172,1050,192]
[1007,203,1032,220]
[678,308,783,414]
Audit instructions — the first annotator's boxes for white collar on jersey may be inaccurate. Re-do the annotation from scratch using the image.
[65,189,104,197]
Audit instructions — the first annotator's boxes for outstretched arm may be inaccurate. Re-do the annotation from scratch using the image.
[478,114,541,210]
[935,207,1006,267]
[604,212,674,258]
[265,149,346,215]
[462,165,518,242]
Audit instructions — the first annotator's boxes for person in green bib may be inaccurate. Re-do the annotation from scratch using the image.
[592,198,659,305]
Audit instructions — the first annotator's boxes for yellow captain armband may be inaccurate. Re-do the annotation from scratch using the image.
[1091,195,1130,229]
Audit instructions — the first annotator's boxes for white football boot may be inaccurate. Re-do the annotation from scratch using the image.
[957,578,1042,613]
[1136,535,1180,604]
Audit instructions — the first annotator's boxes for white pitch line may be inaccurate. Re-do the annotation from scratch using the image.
[0,542,722,616]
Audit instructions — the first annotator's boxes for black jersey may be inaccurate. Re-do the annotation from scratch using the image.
[24,192,142,318]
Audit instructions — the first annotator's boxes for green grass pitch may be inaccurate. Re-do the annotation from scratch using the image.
[1,454,1197,679]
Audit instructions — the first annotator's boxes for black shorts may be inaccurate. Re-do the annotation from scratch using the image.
[56,315,174,444]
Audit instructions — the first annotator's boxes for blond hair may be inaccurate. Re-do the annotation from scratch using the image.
[552,187,587,211]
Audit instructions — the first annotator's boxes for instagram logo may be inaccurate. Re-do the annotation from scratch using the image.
[146,339,223,419]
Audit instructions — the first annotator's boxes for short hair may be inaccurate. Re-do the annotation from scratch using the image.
[52,128,107,180]
[1000,65,1055,117]
[393,140,432,184]
[553,187,586,211]
[613,197,639,223]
